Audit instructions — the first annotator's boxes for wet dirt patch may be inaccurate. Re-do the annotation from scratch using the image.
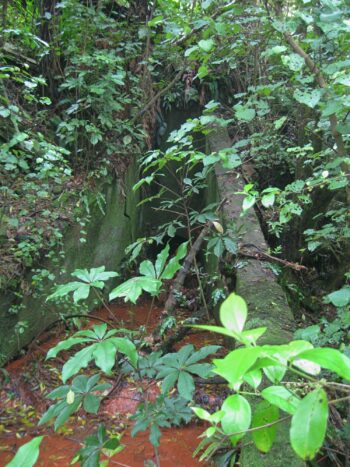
[1,301,225,466]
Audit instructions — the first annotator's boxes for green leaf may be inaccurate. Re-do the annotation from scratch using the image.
[83,394,100,414]
[220,293,247,334]
[54,397,81,430]
[186,345,220,364]
[290,388,328,460]
[191,324,239,339]
[295,348,350,381]
[197,65,209,78]
[155,244,170,278]
[213,347,259,387]
[198,39,215,52]
[281,53,304,71]
[6,436,44,467]
[242,195,256,210]
[46,337,93,360]
[62,345,97,383]
[327,287,350,307]
[110,337,138,367]
[139,260,156,278]
[263,364,286,384]
[235,106,256,122]
[162,372,179,394]
[177,371,195,400]
[261,386,300,415]
[274,116,287,130]
[109,277,161,303]
[92,324,107,340]
[73,283,91,303]
[221,395,251,446]
[243,369,262,389]
[191,407,211,421]
[93,340,117,374]
[261,193,275,208]
[293,89,322,108]
[47,385,70,400]
[252,401,279,453]
[241,327,266,345]
[46,282,82,301]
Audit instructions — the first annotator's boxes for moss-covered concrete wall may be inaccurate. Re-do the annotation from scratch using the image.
[0,163,139,366]
[208,128,305,467]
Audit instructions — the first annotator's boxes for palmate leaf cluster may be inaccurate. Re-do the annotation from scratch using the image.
[47,267,119,303]
[71,425,124,467]
[156,343,220,400]
[39,375,111,431]
[46,323,138,382]
[109,242,188,303]
[131,396,193,447]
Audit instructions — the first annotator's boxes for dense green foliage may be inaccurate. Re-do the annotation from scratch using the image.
[2,0,350,466]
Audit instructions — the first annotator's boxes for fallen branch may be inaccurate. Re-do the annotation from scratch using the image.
[163,223,212,316]
[239,243,307,271]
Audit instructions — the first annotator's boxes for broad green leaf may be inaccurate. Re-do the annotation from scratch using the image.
[176,344,195,365]
[46,337,93,360]
[110,337,138,367]
[109,277,161,303]
[190,324,239,340]
[197,65,209,79]
[83,394,100,414]
[261,193,275,208]
[242,195,256,210]
[213,347,259,387]
[263,364,286,383]
[221,395,251,446]
[162,372,179,394]
[62,345,97,383]
[281,53,304,71]
[92,323,107,340]
[274,116,287,130]
[292,358,321,376]
[241,327,266,345]
[191,407,211,421]
[235,106,256,122]
[186,363,213,378]
[73,283,91,302]
[46,282,82,301]
[295,348,350,381]
[93,340,117,374]
[243,369,262,389]
[290,388,328,460]
[220,293,247,334]
[139,260,156,278]
[47,385,70,400]
[161,258,182,280]
[177,371,195,400]
[54,397,81,430]
[261,386,300,415]
[155,244,170,278]
[293,89,322,109]
[252,401,279,453]
[186,345,220,364]
[198,39,215,52]
[6,436,44,467]
[327,287,350,307]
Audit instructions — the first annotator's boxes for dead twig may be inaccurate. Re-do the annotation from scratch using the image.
[239,243,307,271]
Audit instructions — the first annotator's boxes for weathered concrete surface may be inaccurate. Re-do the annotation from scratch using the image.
[208,127,304,467]
[0,165,139,366]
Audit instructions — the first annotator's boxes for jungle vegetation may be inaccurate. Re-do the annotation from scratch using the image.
[1,0,350,466]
